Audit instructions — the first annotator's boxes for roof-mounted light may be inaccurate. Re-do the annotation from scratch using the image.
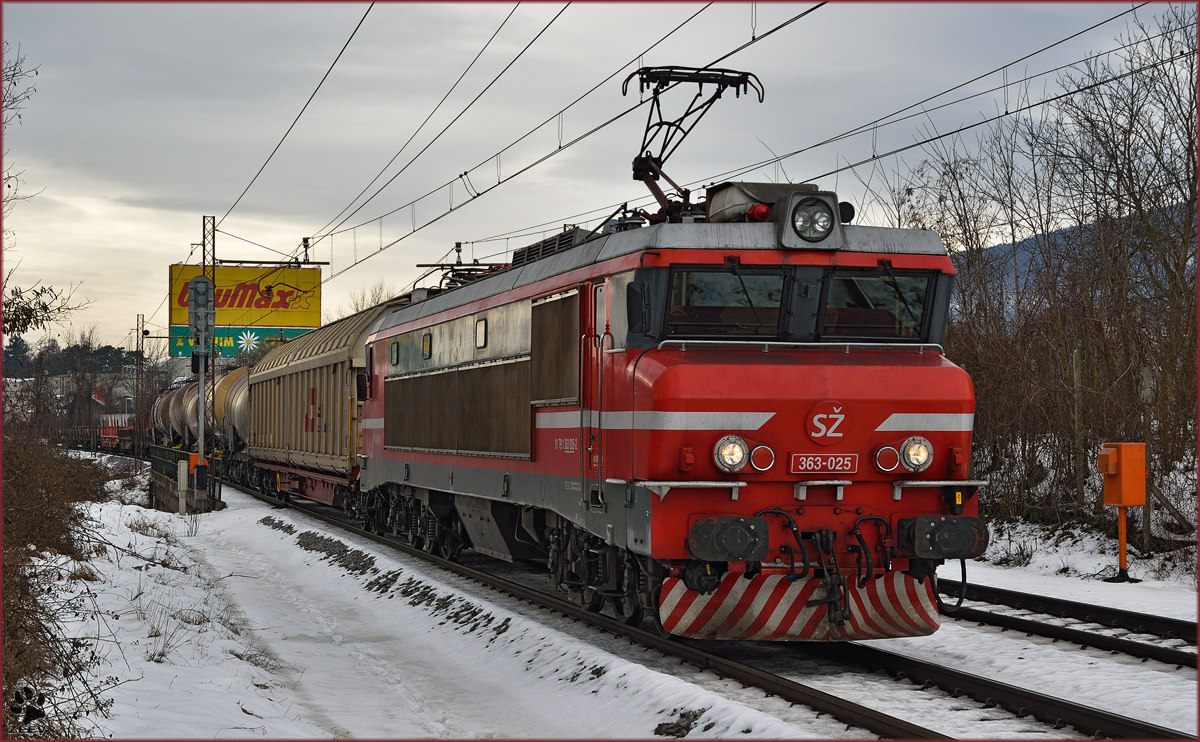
[791,198,834,242]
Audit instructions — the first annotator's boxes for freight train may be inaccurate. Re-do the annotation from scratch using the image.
[152,176,989,641]
[151,67,989,641]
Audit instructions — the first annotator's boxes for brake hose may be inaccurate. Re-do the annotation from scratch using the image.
[935,558,968,614]
[756,508,810,579]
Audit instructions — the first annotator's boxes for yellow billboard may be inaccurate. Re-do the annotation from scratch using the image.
[169,265,321,328]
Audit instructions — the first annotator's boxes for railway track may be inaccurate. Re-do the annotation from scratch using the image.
[939,579,1197,643]
[792,642,1189,740]
[938,579,1196,668]
[220,478,1190,740]
[940,606,1196,668]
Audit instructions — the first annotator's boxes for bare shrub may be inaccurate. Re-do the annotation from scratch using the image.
[229,643,290,674]
[2,424,113,736]
[125,516,173,542]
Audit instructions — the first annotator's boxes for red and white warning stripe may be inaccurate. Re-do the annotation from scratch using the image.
[658,571,940,641]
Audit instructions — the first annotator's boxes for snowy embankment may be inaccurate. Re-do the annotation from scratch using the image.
[68,478,862,739]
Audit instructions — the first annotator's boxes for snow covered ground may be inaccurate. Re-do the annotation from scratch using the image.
[64,478,869,738]
[946,520,1197,620]
[53,463,1197,738]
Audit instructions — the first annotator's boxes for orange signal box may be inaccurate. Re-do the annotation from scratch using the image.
[1097,443,1146,507]
[186,451,207,473]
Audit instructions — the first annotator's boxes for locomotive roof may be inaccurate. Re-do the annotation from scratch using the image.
[369,220,948,336]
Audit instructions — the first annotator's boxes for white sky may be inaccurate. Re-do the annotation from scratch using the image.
[2,2,1155,351]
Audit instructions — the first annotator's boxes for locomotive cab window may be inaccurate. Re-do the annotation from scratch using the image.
[818,269,934,340]
[388,341,400,366]
[421,333,432,360]
[666,267,788,339]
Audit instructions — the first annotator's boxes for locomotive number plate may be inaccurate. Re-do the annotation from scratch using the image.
[789,453,858,475]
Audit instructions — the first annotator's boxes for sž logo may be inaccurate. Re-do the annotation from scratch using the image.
[806,400,848,446]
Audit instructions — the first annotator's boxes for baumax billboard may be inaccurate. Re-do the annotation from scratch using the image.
[169,265,321,357]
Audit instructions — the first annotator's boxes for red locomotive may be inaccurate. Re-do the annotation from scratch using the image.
[175,67,989,641]
[351,174,988,640]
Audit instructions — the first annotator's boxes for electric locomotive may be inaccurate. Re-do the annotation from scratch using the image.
[351,174,987,640]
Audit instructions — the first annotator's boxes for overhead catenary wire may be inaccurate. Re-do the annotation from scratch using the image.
[335,3,827,293]
[310,3,570,243]
[475,41,1196,250]
[155,2,1147,333]
[464,3,1162,247]
[217,2,375,228]
[250,1,712,274]
[216,230,297,259]
[742,48,1197,186]
[322,2,715,240]
[309,3,521,240]
[232,3,827,324]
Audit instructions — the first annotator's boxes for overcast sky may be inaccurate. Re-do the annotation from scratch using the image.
[2,2,1155,351]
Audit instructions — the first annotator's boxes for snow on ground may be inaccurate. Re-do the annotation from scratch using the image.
[70,480,864,738]
[941,520,1197,621]
[57,460,1197,738]
[903,521,1200,736]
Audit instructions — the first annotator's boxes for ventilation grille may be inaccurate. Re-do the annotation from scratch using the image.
[510,226,589,267]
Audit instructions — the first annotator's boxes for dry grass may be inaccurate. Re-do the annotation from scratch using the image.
[125,516,174,542]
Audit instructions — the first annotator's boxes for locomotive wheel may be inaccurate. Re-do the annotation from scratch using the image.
[610,594,643,625]
[578,587,604,612]
[611,553,644,625]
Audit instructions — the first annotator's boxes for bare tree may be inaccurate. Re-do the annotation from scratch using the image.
[326,278,398,322]
[896,6,1196,538]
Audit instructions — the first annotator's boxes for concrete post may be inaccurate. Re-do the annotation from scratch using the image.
[177,459,188,515]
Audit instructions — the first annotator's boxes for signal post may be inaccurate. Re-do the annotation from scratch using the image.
[1099,442,1146,583]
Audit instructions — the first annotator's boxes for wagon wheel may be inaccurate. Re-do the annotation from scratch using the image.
[610,594,643,625]
[439,517,466,562]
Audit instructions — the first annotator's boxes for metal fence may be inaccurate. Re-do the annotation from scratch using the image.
[147,444,221,514]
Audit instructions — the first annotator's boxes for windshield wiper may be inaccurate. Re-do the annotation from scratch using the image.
[877,262,921,327]
[731,267,766,328]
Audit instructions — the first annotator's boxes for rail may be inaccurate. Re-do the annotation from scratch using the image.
[939,579,1196,643]
[798,642,1190,739]
[944,605,1195,668]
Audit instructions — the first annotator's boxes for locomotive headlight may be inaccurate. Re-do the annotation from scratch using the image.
[900,436,933,472]
[714,435,749,473]
[791,198,835,242]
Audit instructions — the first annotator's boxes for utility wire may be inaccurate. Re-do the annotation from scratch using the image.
[326,3,824,282]
[327,3,815,243]
[744,49,1196,184]
[311,3,570,241]
[216,230,296,259]
[322,2,714,239]
[232,3,825,323]
[310,3,521,240]
[466,3,1158,246]
[218,3,375,227]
